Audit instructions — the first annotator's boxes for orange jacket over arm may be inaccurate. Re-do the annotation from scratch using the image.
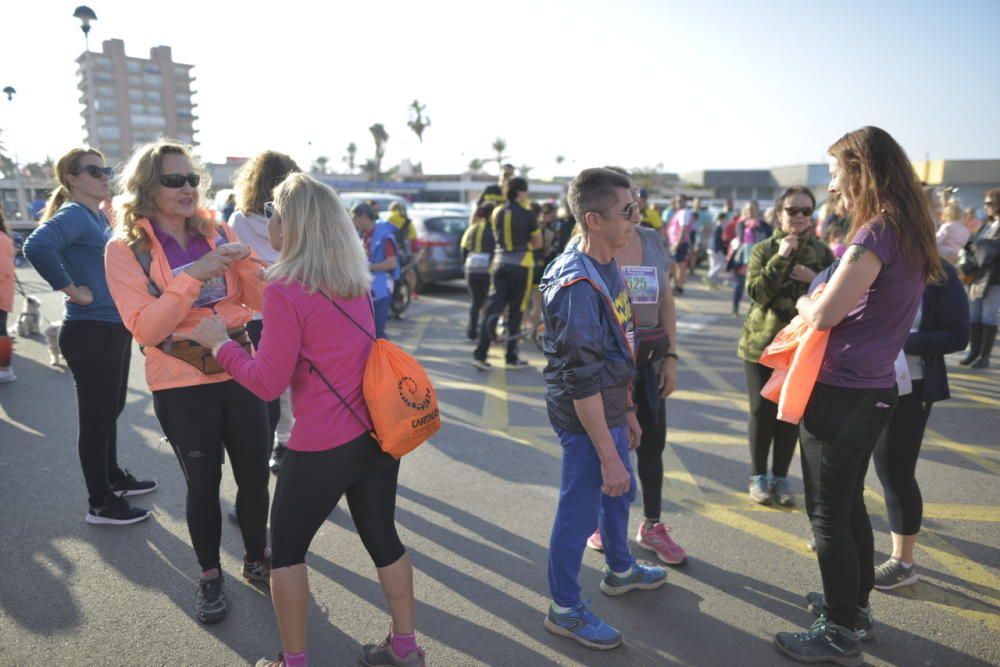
[0,233,14,314]
[104,217,264,391]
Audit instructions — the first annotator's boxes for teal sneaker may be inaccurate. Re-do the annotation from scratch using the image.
[774,616,862,666]
[599,563,667,596]
[543,602,622,650]
[749,474,772,504]
[805,592,874,642]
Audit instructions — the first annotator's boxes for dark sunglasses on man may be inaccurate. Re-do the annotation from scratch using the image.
[72,165,114,178]
[783,206,814,217]
[159,173,201,188]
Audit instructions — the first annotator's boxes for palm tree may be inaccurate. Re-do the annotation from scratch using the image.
[342,142,357,173]
[407,100,430,143]
[312,156,329,175]
[369,124,389,180]
[468,158,484,174]
[491,138,507,171]
[518,164,533,178]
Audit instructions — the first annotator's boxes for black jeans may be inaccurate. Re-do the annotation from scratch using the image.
[635,365,667,521]
[744,361,799,477]
[799,382,897,629]
[245,319,281,451]
[475,263,530,363]
[153,380,270,570]
[873,380,931,535]
[59,320,132,507]
[270,432,404,569]
[466,273,490,338]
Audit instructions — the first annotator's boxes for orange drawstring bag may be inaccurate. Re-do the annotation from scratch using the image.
[362,338,440,458]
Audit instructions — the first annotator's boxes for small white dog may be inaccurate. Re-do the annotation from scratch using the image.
[44,321,63,366]
[16,296,42,337]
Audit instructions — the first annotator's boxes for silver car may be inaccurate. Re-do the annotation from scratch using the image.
[406,209,469,288]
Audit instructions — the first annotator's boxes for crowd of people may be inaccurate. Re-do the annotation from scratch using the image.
[0,124,997,666]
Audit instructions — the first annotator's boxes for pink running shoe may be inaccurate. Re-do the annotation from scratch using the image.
[635,522,686,565]
[586,528,603,552]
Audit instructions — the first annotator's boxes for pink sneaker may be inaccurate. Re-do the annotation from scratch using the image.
[585,528,603,552]
[635,522,686,565]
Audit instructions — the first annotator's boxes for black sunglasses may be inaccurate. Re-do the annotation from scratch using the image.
[73,164,114,178]
[784,206,814,217]
[159,173,201,188]
[263,201,276,219]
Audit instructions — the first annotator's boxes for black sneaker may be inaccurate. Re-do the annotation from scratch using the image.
[472,358,492,371]
[110,469,158,497]
[269,443,288,474]
[775,617,862,666]
[85,494,151,526]
[196,569,228,624]
[805,592,874,642]
[505,358,530,370]
[243,552,271,588]
[873,557,918,591]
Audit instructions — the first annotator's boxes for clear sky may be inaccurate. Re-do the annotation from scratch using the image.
[2,0,998,178]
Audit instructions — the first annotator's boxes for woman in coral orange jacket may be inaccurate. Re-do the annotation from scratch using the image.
[105,140,271,626]
[0,209,14,383]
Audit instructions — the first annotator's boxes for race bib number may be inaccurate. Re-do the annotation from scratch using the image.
[621,265,659,304]
[173,263,228,308]
[465,252,491,270]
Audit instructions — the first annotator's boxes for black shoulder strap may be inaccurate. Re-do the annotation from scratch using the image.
[324,295,377,341]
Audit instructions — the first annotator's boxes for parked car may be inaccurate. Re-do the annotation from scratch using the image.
[337,191,410,217]
[407,209,469,287]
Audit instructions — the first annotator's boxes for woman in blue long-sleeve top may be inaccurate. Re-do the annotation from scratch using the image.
[869,261,969,591]
[23,147,156,526]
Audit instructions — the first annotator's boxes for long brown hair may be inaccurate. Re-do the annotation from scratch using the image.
[41,148,106,222]
[828,126,943,283]
[233,151,301,216]
[112,140,213,251]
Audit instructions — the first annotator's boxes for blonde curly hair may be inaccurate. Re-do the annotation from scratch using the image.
[112,139,214,250]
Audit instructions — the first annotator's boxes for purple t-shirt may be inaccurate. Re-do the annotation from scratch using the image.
[151,222,227,308]
[819,218,923,389]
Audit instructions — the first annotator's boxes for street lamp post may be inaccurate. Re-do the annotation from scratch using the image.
[73,6,99,153]
[1,86,31,224]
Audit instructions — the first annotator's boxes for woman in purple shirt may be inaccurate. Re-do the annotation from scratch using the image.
[773,127,943,667]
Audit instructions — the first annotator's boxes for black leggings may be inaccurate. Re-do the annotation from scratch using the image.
[466,273,490,338]
[635,367,667,521]
[270,432,405,569]
[873,380,931,536]
[475,264,530,363]
[246,319,281,450]
[153,380,270,570]
[799,382,897,629]
[744,361,799,477]
[59,320,132,507]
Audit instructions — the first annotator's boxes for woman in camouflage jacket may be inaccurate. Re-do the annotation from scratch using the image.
[737,187,835,506]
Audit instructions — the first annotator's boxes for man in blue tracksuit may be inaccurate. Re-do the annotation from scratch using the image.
[540,168,667,650]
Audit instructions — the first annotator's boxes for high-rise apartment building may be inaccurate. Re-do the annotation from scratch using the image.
[76,38,197,167]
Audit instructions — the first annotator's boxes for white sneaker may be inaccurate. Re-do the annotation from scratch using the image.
[0,367,16,384]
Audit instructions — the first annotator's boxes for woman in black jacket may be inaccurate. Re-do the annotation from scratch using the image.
[959,188,1000,368]
[871,261,969,590]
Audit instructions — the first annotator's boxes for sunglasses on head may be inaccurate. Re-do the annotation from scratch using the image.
[159,173,201,188]
[263,201,276,219]
[784,206,814,217]
[73,164,114,178]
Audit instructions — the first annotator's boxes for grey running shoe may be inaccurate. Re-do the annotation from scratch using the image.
[196,570,227,624]
[749,475,772,504]
[774,617,862,666]
[359,634,426,666]
[599,563,667,596]
[242,553,271,588]
[471,358,492,371]
[873,558,918,590]
[805,591,874,642]
[771,476,794,506]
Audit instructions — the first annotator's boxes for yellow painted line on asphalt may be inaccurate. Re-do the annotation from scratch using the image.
[669,429,745,446]
[925,428,1000,476]
[924,503,1000,523]
[949,388,1000,409]
[893,585,1000,632]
